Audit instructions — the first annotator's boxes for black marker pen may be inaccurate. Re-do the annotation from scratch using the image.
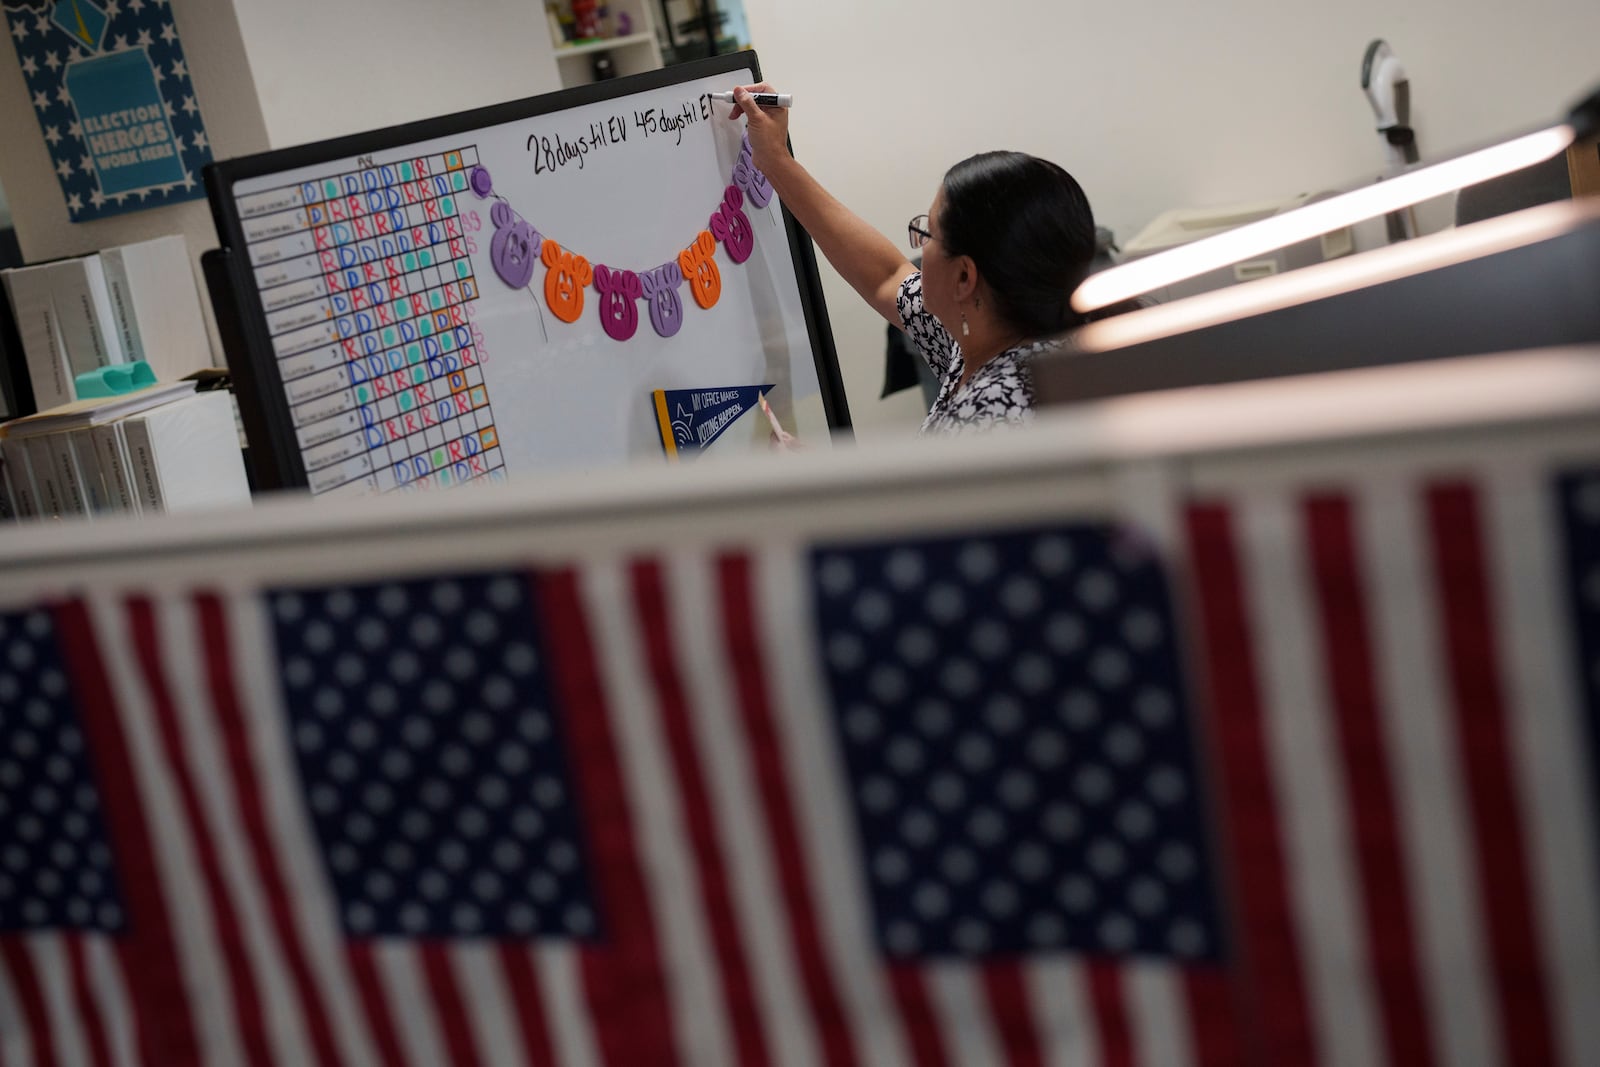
[709,90,793,108]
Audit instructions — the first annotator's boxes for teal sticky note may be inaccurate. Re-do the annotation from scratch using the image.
[73,360,157,398]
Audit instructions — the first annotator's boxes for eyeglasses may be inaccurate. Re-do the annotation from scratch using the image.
[907,214,934,251]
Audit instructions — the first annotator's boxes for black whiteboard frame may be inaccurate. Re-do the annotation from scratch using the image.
[204,50,851,493]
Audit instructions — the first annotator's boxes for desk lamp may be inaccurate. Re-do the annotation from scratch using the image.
[1071,81,1600,316]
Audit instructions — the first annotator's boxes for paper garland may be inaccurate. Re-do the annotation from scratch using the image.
[473,134,775,342]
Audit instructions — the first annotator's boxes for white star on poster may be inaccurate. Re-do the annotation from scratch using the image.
[192,128,208,151]
[68,193,83,212]
[181,171,195,190]
[105,0,122,17]
[20,55,37,76]
[55,83,71,104]
[32,90,49,109]
[80,153,94,174]
[136,27,152,47]
[56,158,72,179]
[182,94,197,115]
[111,34,129,51]
[10,17,30,41]
[44,50,61,71]
[44,125,61,145]
[162,99,173,119]
[127,0,145,13]
[68,119,82,139]
[34,15,50,35]
[169,57,187,78]
[160,22,177,44]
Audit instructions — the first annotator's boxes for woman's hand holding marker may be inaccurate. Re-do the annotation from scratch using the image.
[729,83,791,177]
[708,90,792,108]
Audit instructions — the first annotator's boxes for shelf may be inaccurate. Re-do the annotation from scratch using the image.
[554,32,658,59]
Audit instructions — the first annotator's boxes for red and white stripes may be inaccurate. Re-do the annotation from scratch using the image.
[1183,468,1600,1067]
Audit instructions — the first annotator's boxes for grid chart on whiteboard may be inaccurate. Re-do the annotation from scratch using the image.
[233,146,503,496]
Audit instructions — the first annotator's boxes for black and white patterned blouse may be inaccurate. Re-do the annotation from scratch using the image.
[896,272,1060,435]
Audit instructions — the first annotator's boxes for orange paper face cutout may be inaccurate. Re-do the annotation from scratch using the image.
[542,239,593,323]
[678,230,721,310]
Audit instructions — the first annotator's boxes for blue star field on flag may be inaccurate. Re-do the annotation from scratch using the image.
[810,523,1226,961]
[3,0,212,222]
[0,606,128,934]
[267,572,604,941]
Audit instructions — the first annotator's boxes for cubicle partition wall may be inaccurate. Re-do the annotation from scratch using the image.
[1,356,1598,1066]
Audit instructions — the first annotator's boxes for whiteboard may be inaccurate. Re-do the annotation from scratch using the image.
[204,52,848,496]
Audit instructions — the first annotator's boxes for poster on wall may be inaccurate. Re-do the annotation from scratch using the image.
[3,0,212,222]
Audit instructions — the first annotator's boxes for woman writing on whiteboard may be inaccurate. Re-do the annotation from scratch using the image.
[731,84,1106,435]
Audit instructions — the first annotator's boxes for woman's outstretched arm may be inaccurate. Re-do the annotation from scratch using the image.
[733,84,915,327]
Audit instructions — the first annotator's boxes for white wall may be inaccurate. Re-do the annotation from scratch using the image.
[742,0,1600,437]
[230,0,562,148]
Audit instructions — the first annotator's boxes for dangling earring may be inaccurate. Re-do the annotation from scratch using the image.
[961,311,969,337]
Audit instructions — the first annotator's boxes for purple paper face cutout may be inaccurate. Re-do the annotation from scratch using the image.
[734,134,774,210]
[710,184,754,264]
[638,262,685,338]
[489,201,541,290]
[593,264,643,342]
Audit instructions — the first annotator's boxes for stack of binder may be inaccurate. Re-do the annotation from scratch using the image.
[0,384,251,521]
[0,234,214,413]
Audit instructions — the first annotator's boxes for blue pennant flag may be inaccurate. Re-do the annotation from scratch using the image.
[652,384,772,458]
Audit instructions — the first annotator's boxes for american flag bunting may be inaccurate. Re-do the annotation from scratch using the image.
[0,461,1597,1065]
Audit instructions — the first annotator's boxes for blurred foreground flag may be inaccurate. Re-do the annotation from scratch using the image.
[1,466,1597,1065]
[1182,468,1600,1067]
